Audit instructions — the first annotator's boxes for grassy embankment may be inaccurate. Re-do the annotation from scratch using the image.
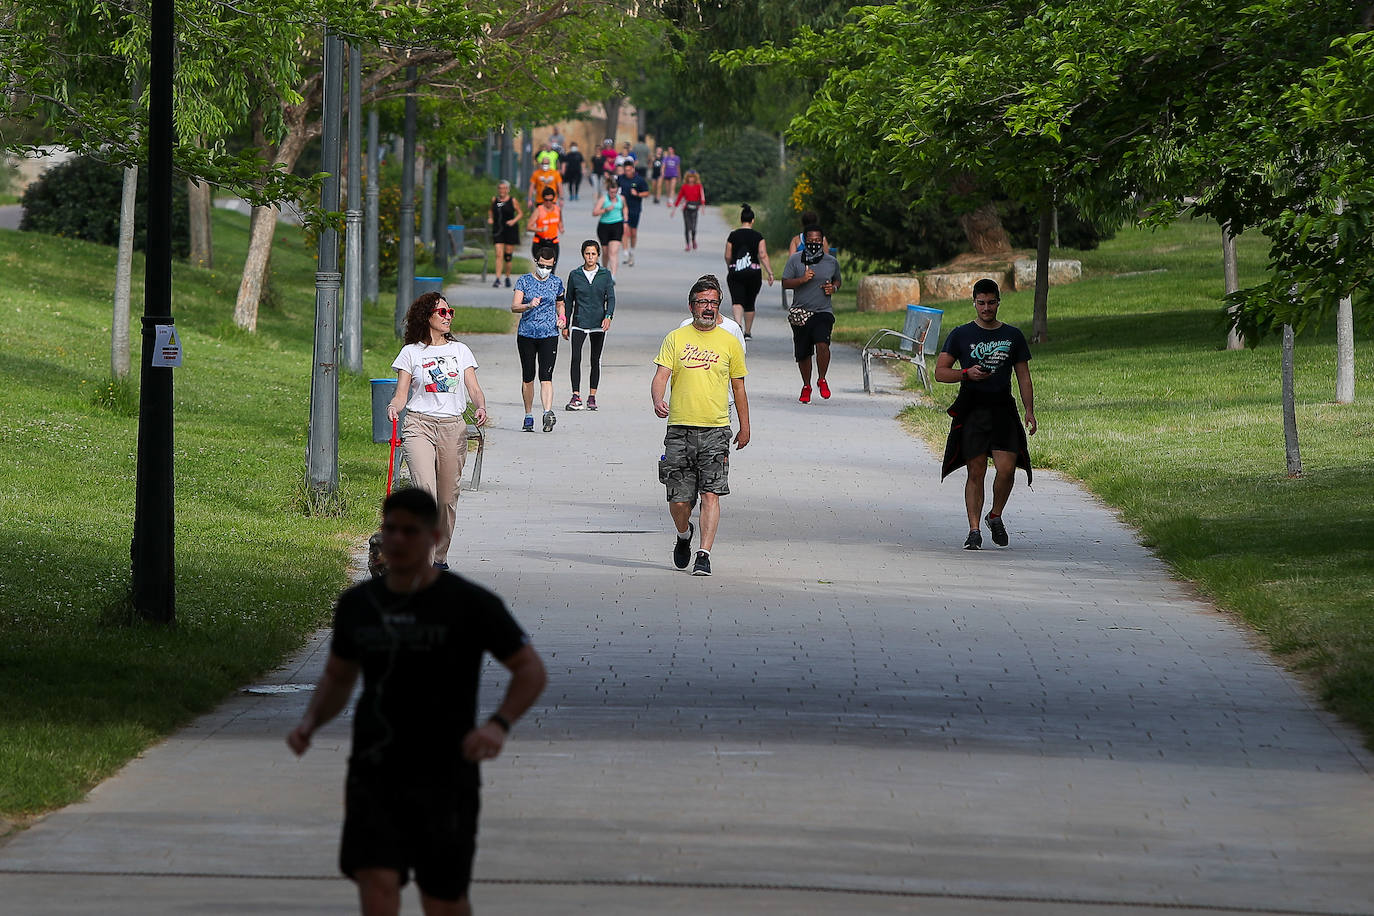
[829,218,1374,743]
[0,209,511,822]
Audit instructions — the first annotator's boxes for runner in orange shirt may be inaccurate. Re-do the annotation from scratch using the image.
[528,159,562,208]
[526,188,564,267]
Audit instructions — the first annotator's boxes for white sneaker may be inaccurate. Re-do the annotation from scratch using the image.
[627,251,635,266]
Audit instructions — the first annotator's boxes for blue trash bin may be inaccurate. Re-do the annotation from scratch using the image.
[901,305,943,355]
[371,379,405,443]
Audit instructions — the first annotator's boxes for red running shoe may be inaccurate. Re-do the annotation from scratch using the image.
[817,378,831,399]
[799,385,812,404]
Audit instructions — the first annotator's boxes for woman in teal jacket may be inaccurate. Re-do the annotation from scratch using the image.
[562,239,616,411]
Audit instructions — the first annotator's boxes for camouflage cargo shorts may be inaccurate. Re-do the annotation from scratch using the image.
[659,425,731,504]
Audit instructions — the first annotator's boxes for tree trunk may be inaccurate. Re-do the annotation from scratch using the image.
[187,177,212,269]
[1031,203,1052,343]
[1222,221,1244,349]
[1336,294,1355,404]
[232,116,309,331]
[603,96,623,144]
[1282,323,1302,477]
[958,201,1012,254]
[111,163,138,380]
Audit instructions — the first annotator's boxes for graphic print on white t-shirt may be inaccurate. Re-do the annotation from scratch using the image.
[421,355,465,393]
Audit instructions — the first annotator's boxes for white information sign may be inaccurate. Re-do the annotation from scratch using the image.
[151,324,182,368]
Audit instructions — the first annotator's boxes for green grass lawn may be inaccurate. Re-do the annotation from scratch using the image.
[0,211,509,821]
[836,218,1374,743]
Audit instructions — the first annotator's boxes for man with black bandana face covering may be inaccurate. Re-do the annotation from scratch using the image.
[781,226,842,403]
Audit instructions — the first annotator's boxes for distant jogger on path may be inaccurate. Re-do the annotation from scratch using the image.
[564,239,615,412]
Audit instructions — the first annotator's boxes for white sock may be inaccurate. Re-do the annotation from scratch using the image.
[675,525,691,539]
[697,548,710,557]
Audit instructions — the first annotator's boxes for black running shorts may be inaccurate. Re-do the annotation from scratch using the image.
[340,768,480,902]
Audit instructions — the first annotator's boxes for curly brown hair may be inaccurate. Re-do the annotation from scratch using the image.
[402,291,455,346]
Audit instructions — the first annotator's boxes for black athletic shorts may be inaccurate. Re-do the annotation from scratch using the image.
[626,207,643,229]
[492,225,519,246]
[791,311,835,362]
[727,270,763,312]
[596,221,624,245]
[517,334,558,383]
[340,767,480,902]
[961,403,1022,458]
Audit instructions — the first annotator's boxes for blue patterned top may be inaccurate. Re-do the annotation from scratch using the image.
[514,272,565,338]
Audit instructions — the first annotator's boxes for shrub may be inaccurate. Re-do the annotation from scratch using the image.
[688,127,780,204]
[19,156,190,258]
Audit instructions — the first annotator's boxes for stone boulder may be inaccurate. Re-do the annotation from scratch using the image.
[857,274,922,312]
[919,269,1012,303]
[1012,258,1082,291]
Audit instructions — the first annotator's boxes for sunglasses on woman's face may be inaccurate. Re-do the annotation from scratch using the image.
[432,307,454,318]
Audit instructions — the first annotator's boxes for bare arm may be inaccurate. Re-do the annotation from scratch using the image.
[723,240,733,268]
[510,198,524,223]
[935,352,991,384]
[286,652,360,755]
[387,369,412,420]
[1014,361,1036,435]
[730,378,750,449]
[759,243,774,284]
[463,366,488,427]
[460,644,547,762]
[651,364,672,418]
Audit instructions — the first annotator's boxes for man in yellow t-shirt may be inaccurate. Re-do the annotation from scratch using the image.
[651,275,751,577]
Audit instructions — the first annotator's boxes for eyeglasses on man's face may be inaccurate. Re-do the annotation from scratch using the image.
[691,297,720,307]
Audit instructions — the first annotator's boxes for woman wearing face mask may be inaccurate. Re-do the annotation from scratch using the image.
[386,292,489,569]
[562,239,615,411]
[591,178,626,278]
[511,247,566,433]
[669,170,706,251]
[562,142,585,201]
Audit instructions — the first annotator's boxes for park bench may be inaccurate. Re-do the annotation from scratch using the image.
[860,304,942,396]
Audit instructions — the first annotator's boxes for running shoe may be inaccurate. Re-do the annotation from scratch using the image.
[504,277,511,288]
[817,378,831,399]
[492,279,500,288]
[628,251,635,266]
[566,394,583,411]
[743,332,752,340]
[799,384,811,404]
[542,410,557,432]
[685,244,691,252]
[692,239,698,250]
[433,561,450,570]
[522,416,534,432]
[673,523,695,569]
[985,513,1009,547]
[586,395,598,411]
[963,529,983,550]
[691,551,712,576]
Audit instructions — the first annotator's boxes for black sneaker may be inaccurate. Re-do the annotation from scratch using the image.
[985,513,1009,547]
[691,551,712,576]
[542,410,556,432]
[673,523,694,569]
[963,529,982,550]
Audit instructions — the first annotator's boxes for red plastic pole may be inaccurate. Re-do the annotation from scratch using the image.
[385,416,399,495]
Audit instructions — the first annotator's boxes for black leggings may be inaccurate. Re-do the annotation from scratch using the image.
[682,206,699,244]
[517,334,558,383]
[569,329,605,392]
[567,173,582,197]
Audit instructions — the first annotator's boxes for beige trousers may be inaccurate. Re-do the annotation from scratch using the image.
[401,411,468,565]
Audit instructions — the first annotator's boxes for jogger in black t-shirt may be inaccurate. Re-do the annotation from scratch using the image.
[934,278,1037,551]
[288,488,547,915]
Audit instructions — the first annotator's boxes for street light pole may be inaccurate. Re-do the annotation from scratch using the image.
[131,0,176,624]
[342,43,363,375]
[307,30,344,499]
[395,65,417,337]
[364,108,379,306]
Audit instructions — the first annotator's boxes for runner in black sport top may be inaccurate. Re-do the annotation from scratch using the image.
[724,204,774,339]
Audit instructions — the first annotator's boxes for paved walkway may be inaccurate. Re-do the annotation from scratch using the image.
[2,196,1371,915]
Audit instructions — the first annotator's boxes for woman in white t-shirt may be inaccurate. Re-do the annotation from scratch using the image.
[385,292,489,569]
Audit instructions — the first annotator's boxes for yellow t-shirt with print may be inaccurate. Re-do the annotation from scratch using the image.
[655,324,748,428]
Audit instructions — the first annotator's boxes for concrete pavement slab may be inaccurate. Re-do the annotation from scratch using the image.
[2,196,1371,915]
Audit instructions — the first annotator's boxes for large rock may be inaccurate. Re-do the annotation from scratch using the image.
[919,269,1012,303]
[857,274,921,312]
[1012,258,1082,291]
